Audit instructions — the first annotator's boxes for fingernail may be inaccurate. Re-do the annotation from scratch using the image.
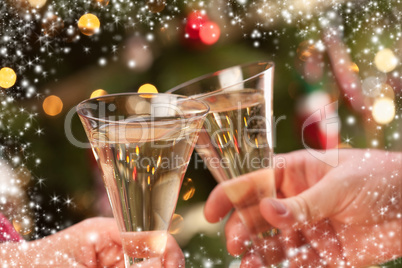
[268,199,287,215]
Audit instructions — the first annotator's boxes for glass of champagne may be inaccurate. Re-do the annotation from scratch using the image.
[168,61,279,264]
[77,93,209,267]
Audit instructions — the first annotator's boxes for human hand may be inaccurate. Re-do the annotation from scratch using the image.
[1,217,184,267]
[204,149,402,267]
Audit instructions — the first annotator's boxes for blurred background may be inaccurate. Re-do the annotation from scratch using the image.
[0,0,401,266]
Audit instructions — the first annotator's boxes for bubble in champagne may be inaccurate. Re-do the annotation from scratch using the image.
[78,13,100,36]
[169,213,184,234]
[182,178,195,201]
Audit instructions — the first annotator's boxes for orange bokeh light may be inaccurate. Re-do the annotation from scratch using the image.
[78,13,100,36]
[43,95,63,116]
[90,89,108,98]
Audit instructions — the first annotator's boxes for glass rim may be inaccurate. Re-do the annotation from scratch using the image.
[76,92,210,125]
[166,60,274,97]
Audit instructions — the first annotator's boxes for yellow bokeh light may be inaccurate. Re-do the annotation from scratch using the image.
[43,95,63,116]
[78,13,100,36]
[28,0,47,8]
[372,97,395,125]
[0,67,17,89]
[138,83,158,93]
[349,62,359,73]
[374,48,399,73]
[90,89,108,98]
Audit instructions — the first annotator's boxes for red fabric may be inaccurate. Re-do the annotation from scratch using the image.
[0,214,23,242]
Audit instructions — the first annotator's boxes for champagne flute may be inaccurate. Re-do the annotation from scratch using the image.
[77,93,209,267]
[168,61,279,264]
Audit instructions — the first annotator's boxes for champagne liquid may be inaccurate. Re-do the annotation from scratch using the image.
[90,121,200,263]
[196,88,273,182]
[197,89,277,256]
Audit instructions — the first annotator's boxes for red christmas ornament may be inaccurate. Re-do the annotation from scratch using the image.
[185,11,208,40]
[183,11,220,48]
[199,21,220,45]
[296,91,340,150]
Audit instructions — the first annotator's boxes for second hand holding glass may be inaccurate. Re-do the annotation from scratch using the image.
[168,61,279,265]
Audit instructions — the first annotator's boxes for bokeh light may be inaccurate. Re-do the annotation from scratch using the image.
[124,37,154,71]
[346,116,356,125]
[147,0,166,13]
[372,97,395,125]
[379,83,395,100]
[12,216,33,235]
[90,89,108,98]
[182,178,195,201]
[28,0,47,8]
[362,76,385,97]
[94,0,109,6]
[78,13,100,36]
[185,11,208,39]
[200,21,221,45]
[43,95,63,116]
[0,67,17,89]
[297,41,316,61]
[374,48,399,73]
[138,83,158,93]
[42,15,64,37]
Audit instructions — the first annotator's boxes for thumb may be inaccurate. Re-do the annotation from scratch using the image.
[260,180,341,229]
